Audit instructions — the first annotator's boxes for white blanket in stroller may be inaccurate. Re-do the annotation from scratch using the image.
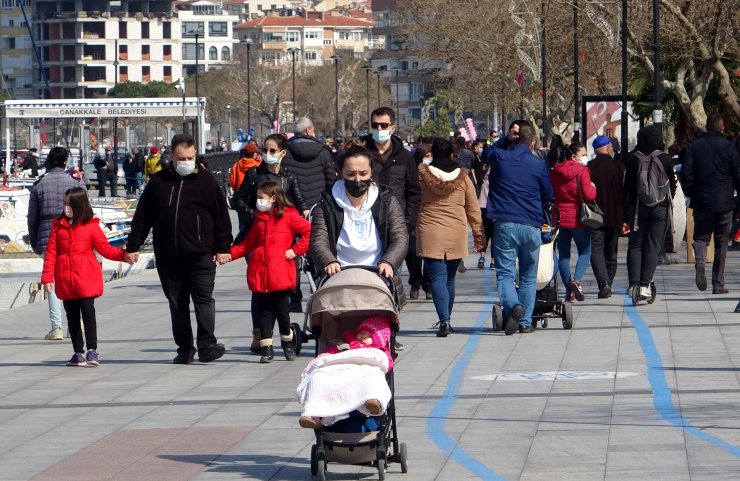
[296,348,392,424]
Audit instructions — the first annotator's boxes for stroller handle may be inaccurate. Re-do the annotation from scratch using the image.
[317,265,396,294]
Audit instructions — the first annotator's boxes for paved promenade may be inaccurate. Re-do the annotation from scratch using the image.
[1,238,740,481]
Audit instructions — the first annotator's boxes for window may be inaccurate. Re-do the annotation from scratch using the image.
[353,32,362,41]
[142,65,150,82]
[2,38,15,49]
[118,44,128,60]
[338,31,350,40]
[163,44,172,60]
[163,22,171,39]
[263,32,284,42]
[182,22,204,37]
[141,44,150,60]
[119,21,127,39]
[304,51,317,60]
[209,46,218,60]
[323,39,332,45]
[260,51,281,64]
[221,46,230,61]
[119,65,128,81]
[305,31,319,39]
[141,22,149,39]
[182,43,205,60]
[209,22,228,37]
[164,65,172,78]
[286,31,299,42]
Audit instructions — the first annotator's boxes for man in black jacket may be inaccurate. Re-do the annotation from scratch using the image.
[680,114,740,294]
[283,117,336,207]
[364,107,421,349]
[125,134,232,364]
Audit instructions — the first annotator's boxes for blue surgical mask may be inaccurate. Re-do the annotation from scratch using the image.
[264,154,281,165]
[372,129,391,144]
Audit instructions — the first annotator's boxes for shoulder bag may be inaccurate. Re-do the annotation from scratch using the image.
[576,174,605,229]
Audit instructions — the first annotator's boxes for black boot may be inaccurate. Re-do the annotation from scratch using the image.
[281,340,296,361]
[409,285,420,300]
[436,322,453,337]
[260,345,274,363]
[597,282,611,299]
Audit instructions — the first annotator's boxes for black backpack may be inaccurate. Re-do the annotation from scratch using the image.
[634,150,670,206]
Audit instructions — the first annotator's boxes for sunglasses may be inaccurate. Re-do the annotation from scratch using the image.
[371,122,392,130]
[261,148,281,155]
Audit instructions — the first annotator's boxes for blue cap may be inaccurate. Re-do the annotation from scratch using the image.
[593,135,611,149]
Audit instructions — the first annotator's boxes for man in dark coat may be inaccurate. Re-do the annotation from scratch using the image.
[680,113,740,294]
[363,107,421,349]
[282,117,336,208]
[588,136,626,298]
[27,147,85,340]
[24,148,40,177]
[125,133,232,364]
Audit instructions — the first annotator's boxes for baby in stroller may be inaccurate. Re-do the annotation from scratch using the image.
[297,316,393,430]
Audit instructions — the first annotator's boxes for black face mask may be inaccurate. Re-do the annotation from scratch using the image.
[344,179,372,198]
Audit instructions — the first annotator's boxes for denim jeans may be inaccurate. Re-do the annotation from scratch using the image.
[493,222,541,327]
[42,252,62,330]
[423,257,461,324]
[556,227,592,288]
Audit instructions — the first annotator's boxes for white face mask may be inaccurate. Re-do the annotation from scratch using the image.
[422,156,433,165]
[579,155,589,166]
[64,206,73,218]
[175,160,195,176]
[264,154,281,165]
[372,129,391,144]
[255,198,274,212]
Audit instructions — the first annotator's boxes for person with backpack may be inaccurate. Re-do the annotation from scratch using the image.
[680,113,740,294]
[623,124,676,304]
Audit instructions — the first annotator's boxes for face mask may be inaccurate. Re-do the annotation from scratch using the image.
[372,129,391,144]
[264,154,281,165]
[422,157,433,165]
[255,199,273,212]
[64,206,73,218]
[345,179,372,198]
[579,155,589,166]
[175,160,195,176]
[476,147,483,155]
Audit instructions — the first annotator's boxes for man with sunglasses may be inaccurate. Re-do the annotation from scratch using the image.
[363,107,421,349]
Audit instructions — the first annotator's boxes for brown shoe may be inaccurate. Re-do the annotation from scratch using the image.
[713,287,729,295]
[364,399,382,415]
[299,416,322,429]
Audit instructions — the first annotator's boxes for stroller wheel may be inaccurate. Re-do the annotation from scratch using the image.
[399,442,409,473]
[290,323,303,356]
[492,304,504,331]
[317,458,326,481]
[377,457,386,480]
[310,445,318,476]
[542,319,548,329]
[562,302,574,329]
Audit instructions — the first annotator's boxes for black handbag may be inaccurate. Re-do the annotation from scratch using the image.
[576,175,605,229]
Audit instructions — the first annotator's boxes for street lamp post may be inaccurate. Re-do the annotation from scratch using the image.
[573,0,580,142]
[331,53,341,139]
[362,64,371,130]
[194,30,202,153]
[226,104,232,149]
[113,39,119,166]
[243,38,253,138]
[419,96,424,130]
[652,0,662,128]
[287,47,299,125]
[621,0,629,162]
[393,67,401,133]
[540,0,547,146]
[376,71,381,108]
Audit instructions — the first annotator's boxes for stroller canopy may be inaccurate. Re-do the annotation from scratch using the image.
[309,268,400,329]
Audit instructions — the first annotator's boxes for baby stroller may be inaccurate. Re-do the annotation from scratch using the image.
[492,204,574,331]
[303,267,408,480]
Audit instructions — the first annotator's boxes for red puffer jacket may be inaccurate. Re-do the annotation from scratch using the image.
[41,217,126,300]
[550,160,597,229]
[230,207,311,293]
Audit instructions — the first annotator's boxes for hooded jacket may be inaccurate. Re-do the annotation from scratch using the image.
[416,164,483,259]
[126,164,233,255]
[550,159,597,229]
[27,167,85,254]
[680,131,740,212]
[229,207,310,293]
[41,217,125,300]
[362,134,421,234]
[229,155,262,191]
[282,134,337,207]
[624,124,677,208]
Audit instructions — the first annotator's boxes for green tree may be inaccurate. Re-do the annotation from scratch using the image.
[107,81,176,98]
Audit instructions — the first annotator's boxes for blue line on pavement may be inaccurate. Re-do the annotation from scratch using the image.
[426,271,507,480]
[625,298,740,457]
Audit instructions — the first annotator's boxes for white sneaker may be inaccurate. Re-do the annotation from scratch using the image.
[45,328,63,341]
[639,286,651,299]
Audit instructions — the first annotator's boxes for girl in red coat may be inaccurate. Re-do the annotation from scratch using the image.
[226,182,311,363]
[550,142,598,302]
[41,188,128,367]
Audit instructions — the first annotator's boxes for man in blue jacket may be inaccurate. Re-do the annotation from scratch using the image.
[680,113,740,294]
[487,122,553,334]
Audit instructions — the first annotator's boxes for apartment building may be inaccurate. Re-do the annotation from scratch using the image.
[233,8,381,67]
[0,0,34,99]
[28,0,238,99]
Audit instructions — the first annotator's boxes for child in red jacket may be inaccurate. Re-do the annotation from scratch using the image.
[41,187,131,367]
[225,181,311,363]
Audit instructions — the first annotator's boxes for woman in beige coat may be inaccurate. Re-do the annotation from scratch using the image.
[417,138,484,337]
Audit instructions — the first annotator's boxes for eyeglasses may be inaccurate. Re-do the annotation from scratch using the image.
[371,122,392,130]
[261,148,281,155]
